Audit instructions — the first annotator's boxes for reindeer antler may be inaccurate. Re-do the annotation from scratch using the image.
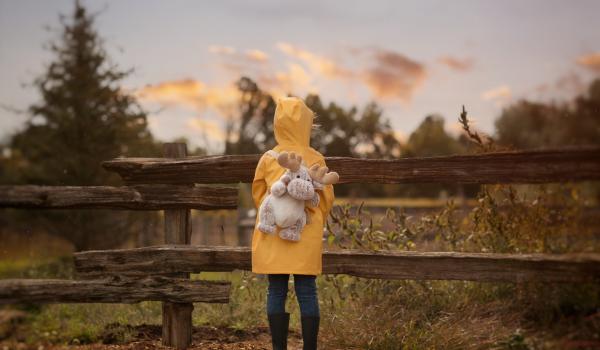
[309,164,340,185]
[277,151,303,172]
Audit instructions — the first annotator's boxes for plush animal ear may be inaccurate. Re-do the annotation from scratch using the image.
[277,151,302,172]
[309,163,340,185]
[323,171,340,185]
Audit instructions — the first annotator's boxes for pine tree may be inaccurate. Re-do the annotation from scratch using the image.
[8,1,161,250]
[11,2,160,186]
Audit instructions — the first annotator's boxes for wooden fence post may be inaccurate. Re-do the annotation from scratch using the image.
[162,142,193,349]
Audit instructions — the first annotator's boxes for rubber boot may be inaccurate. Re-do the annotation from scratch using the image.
[300,315,320,350]
[268,312,290,350]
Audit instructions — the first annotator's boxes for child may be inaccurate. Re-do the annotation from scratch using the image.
[251,97,335,350]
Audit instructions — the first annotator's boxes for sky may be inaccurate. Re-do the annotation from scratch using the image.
[1,0,599,153]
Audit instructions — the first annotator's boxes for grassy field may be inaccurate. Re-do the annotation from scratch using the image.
[1,185,599,349]
[1,255,598,349]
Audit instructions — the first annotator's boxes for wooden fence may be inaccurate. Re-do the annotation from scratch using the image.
[1,144,600,349]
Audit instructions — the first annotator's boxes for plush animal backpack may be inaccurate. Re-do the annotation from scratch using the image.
[257,150,339,241]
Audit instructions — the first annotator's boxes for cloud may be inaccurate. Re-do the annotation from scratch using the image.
[186,118,227,141]
[137,79,240,115]
[138,79,205,109]
[210,45,269,63]
[208,45,236,55]
[362,49,427,103]
[208,46,274,94]
[208,43,430,104]
[267,63,316,97]
[209,46,269,72]
[481,85,512,105]
[438,56,474,72]
[576,53,600,73]
[216,58,317,98]
[277,42,353,79]
[555,71,585,93]
[217,62,246,76]
[205,43,440,107]
[245,49,269,63]
[278,43,427,103]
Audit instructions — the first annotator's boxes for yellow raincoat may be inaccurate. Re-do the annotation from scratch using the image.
[251,97,335,275]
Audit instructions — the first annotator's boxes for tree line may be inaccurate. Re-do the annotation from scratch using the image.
[1,2,598,250]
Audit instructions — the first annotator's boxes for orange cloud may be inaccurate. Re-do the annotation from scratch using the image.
[482,85,512,105]
[245,49,269,63]
[277,42,353,79]
[209,46,271,86]
[362,49,427,103]
[278,43,427,103]
[208,45,236,55]
[534,71,585,96]
[210,45,269,65]
[206,43,321,98]
[555,71,585,92]
[250,63,317,100]
[577,53,600,73]
[138,79,205,109]
[137,79,240,115]
[204,43,485,105]
[186,118,227,141]
[438,56,474,72]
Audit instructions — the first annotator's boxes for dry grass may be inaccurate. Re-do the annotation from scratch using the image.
[1,179,598,348]
[318,279,522,349]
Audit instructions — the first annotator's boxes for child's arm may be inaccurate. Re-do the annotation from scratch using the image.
[318,181,334,219]
[251,154,269,209]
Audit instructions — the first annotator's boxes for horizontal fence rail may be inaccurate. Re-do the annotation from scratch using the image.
[101,147,600,185]
[74,245,600,283]
[0,184,237,210]
[0,276,230,304]
[4,142,600,350]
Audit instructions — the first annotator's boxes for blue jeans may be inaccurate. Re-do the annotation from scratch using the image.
[267,274,320,317]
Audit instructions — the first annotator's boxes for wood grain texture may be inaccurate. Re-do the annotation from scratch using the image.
[0,184,237,210]
[101,147,600,185]
[161,142,193,350]
[74,245,600,283]
[162,302,193,348]
[0,277,230,304]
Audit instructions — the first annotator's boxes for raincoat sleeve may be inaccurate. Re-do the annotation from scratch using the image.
[251,154,269,209]
[314,157,335,220]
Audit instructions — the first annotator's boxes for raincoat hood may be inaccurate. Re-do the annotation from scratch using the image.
[273,97,314,148]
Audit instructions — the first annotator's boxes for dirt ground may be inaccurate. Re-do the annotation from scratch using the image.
[0,324,306,350]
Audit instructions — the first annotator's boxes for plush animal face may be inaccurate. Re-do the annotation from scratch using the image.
[276,151,340,201]
[284,168,315,201]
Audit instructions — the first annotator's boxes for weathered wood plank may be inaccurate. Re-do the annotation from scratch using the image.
[74,245,600,283]
[0,184,237,210]
[161,142,193,349]
[101,147,600,185]
[162,302,193,348]
[0,277,230,304]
